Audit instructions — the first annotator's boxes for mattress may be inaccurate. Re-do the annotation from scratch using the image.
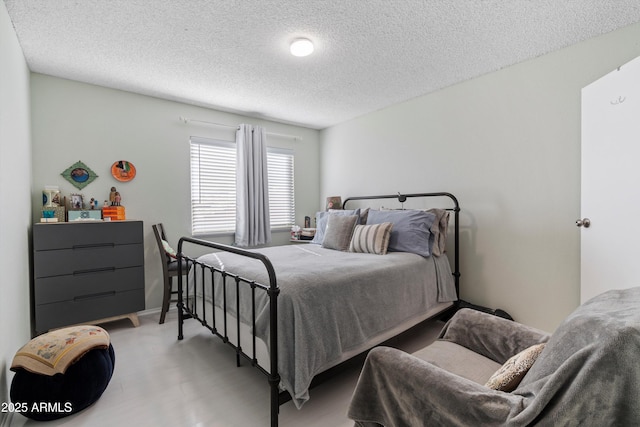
[186,244,456,408]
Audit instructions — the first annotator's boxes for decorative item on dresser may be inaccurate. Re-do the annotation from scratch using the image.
[41,186,64,223]
[32,221,145,335]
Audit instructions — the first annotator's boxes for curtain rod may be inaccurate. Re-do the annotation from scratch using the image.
[179,116,302,142]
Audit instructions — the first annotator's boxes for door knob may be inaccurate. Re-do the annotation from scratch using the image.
[576,218,591,228]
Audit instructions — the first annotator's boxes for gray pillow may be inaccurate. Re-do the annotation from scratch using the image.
[321,214,358,251]
[366,209,436,257]
[310,209,360,245]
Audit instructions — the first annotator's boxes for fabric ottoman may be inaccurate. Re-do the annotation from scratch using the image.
[10,325,115,421]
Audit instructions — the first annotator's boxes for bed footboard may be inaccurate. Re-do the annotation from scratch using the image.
[176,237,281,427]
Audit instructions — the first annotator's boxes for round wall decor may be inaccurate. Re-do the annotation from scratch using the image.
[111,160,136,182]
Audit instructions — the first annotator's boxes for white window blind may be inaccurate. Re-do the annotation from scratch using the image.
[190,137,295,235]
[267,147,296,229]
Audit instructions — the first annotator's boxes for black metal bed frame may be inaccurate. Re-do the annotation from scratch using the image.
[176,192,460,427]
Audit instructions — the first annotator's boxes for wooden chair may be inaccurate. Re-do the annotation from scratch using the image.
[152,223,184,324]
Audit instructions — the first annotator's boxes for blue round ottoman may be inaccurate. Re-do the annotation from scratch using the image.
[10,326,115,421]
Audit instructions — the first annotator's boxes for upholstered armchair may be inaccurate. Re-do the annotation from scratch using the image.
[348,287,640,426]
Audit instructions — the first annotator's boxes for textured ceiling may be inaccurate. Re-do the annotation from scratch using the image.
[5,1,640,129]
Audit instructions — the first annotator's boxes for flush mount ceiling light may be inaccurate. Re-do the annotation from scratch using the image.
[290,38,314,57]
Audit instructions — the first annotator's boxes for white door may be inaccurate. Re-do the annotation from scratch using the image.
[580,56,640,303]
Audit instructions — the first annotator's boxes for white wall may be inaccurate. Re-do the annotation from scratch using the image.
[30,75,320,311]
[0,2,32,420]
[321,22,640,332]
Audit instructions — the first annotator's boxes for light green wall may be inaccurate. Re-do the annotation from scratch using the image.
[320,22,640,332]
[0,2,32,419]
[30,75,321,311]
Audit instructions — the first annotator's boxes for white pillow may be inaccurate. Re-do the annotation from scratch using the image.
[161,239,177,258]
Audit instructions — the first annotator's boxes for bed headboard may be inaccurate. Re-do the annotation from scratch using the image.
[343,192,460,298]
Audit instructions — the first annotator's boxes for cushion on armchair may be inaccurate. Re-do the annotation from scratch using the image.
[412,341,501,385]
[484,343,546,391]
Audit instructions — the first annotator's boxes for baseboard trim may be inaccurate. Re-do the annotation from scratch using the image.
[137,307,162,317]
[1,411,13,427]
[136,306,177,318]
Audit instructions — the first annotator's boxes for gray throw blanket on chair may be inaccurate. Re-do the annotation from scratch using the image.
[348,287,640,426]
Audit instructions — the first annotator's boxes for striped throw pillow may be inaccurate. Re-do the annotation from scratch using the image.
[349,222,393,255]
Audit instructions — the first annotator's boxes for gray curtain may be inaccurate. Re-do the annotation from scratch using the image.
[235,124,271,247]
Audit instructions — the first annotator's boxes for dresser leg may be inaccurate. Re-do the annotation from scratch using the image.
[51,313,141,331]
[127,313,140,327]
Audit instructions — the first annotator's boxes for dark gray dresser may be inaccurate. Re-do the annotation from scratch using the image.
[33,220,145,334]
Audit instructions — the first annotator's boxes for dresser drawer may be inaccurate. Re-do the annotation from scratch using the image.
[35,288,145,333]
[33,221,142,251]
[34,243,143,278]
[34,266,144,305]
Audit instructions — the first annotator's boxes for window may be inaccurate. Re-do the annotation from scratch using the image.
[190,137,295,235]
[266,147,296,229]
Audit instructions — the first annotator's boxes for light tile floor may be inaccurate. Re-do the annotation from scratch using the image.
[10,310,443,427]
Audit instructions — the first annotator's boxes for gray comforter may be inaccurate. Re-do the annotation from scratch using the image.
[191,244,456,408]
[348,287,640,426]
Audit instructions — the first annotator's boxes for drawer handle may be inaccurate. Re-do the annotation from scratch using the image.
[74,291,116,301]
[72,243,116,250]
[73,267,116,276]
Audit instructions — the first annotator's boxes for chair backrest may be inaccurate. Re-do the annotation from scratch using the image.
[515,287,640,425]
[152,223,171,270]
